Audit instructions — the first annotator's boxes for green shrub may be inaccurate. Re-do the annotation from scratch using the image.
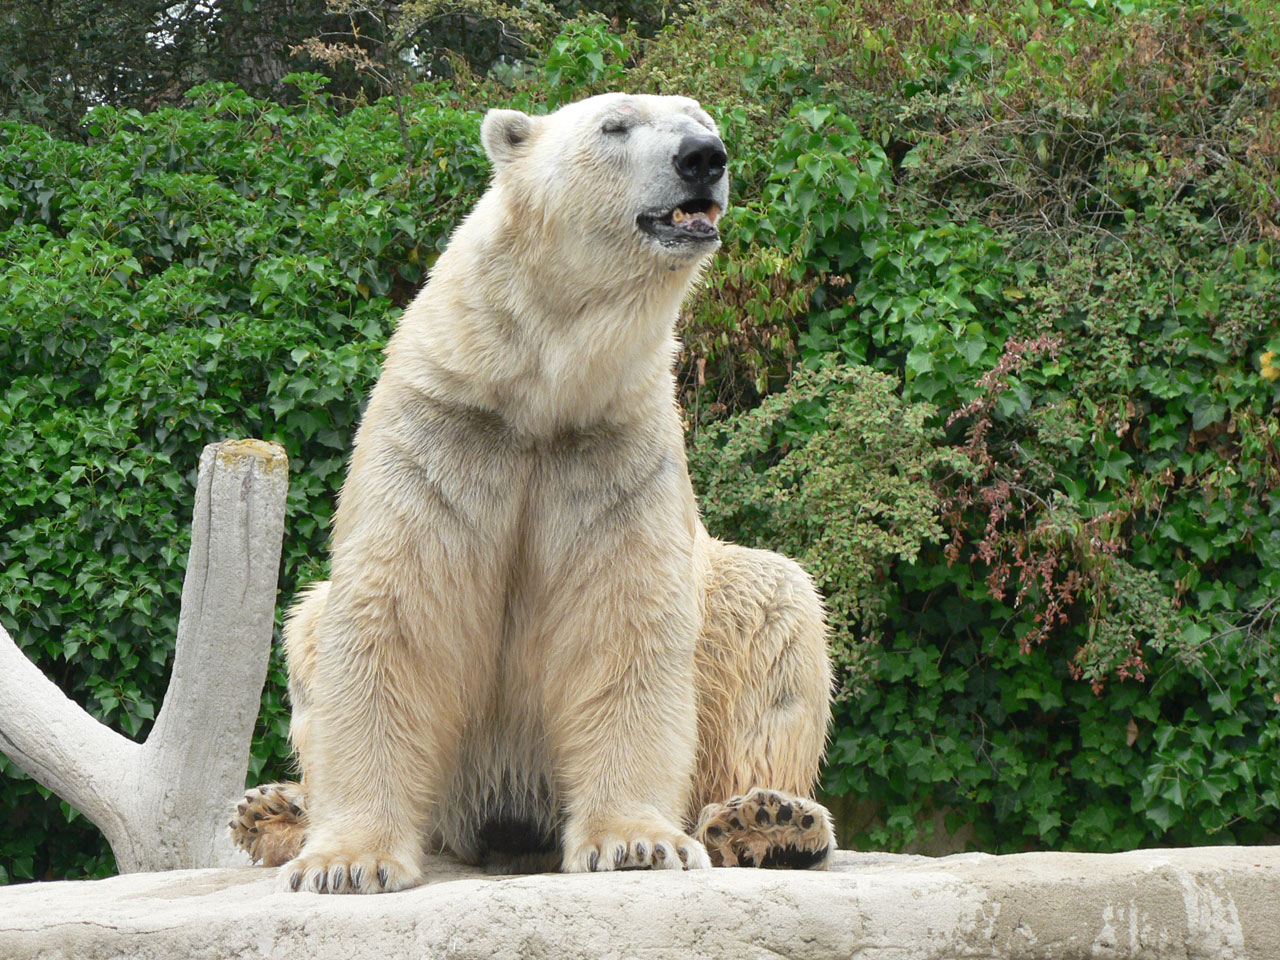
[655,0,1280,849]
[691,364,974,685]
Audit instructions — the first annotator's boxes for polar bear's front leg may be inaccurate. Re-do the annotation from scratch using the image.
[275,388,524,893]
[536,450,711,872]
[548,618,713,873]
[550,638,712,875]
[276,590,437,893]
[278,540,509,893]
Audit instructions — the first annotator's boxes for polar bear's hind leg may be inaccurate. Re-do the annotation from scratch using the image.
[229,781,308,866]
[228,583,327,867]
[691,539,835,868]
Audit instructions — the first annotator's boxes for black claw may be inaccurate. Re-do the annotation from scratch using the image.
[677,846,689,864]
[653,843,668,863]
[377,866,389,889]
[729,817,743,829]
[288,871,301,892]
[587,851,599,871]
[236,802,248,815]
[315,872,328,894]
[755,806,771,825]
[634,842,647,859]
[350,866,365,889]
[251,810,265,821]
[760,843,829,869]
[613,847,625,867]
[705,825,722,838]
[801,814,815,828]
[331,869,345,893]
[776,804,793,823]
[228,819,237,830]
[289,803,303,817]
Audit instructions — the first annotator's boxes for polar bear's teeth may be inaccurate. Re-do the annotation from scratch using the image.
[670,203,721,228]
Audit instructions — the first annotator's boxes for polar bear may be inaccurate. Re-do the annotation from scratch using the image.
[230,93,834,893]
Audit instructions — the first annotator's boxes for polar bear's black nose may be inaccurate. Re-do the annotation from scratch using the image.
[674,135,727,185]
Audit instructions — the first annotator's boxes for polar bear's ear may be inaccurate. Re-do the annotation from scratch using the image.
[481,109,538,169]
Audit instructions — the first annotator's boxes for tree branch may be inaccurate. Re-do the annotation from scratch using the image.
[143,439,290,868]
[0,624,138,852]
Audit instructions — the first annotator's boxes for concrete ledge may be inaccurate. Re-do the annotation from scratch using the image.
[1,847,1277,959]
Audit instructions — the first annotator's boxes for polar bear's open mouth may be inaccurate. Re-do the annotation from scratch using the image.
[637,199,723,246]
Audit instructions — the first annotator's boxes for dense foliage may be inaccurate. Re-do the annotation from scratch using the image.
[674,0,1280,852]
[2,0,1278,881]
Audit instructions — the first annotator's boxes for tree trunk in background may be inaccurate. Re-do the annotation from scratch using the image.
[216,0,311,100]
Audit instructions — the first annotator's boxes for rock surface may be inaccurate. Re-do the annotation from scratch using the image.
[1,847,1277,959]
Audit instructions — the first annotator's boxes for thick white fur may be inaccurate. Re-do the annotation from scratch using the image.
[277,94,831,893]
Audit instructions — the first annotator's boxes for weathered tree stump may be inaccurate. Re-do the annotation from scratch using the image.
[0,439,288,872]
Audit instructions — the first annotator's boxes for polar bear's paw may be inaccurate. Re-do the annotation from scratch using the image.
[277,846,425,894]
[693,788,834,869]
[563,821,712,872]
[229,781,308,867]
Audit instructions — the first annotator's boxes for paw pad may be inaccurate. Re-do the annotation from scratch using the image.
[228,781,309,867]
[693,788,834,870]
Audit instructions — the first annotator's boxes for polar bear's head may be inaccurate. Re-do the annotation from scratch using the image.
[479,93,729,272]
